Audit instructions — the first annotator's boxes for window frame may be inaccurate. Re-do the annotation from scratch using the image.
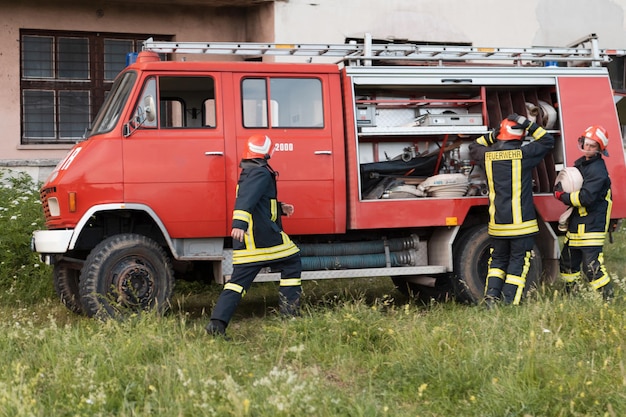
[241,76,325,129]
[20,29,169,145]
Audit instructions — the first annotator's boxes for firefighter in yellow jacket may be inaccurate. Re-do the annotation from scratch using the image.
[206,134,301,338]
[469,114,554,306]
[554,125,613,299]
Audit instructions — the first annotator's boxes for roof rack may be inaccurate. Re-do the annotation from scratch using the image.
[143,33,626,67]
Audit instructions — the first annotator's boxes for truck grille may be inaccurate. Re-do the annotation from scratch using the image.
[40,187,56,219]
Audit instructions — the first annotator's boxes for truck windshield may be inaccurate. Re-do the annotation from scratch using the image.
[87,71,137,137]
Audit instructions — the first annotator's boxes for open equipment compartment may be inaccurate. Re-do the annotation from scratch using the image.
[354,80,561,200]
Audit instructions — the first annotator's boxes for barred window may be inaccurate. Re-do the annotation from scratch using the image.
[20,30,169,145]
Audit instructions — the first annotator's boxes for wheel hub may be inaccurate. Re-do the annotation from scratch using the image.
[113,258,155,307]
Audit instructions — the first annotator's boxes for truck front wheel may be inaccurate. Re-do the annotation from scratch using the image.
[452,224,542,304]
[54,262,83,314]
[79,234,174,319]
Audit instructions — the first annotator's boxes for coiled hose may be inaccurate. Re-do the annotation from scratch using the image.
[298,235,420,271]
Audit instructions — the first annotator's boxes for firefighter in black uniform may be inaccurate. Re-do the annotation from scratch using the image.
[206,134,302,338]
[469,113,554,306]
[554,125,613,299]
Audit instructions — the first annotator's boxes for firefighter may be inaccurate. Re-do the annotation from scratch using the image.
[206,134,302,338]
[469,113,554,306]
[554,125,613,299]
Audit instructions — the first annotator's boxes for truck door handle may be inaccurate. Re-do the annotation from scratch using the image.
[204,151,224,156]
[441,79,473,84]
[314,150,332,155]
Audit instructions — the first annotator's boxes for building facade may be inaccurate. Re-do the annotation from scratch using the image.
[2,0,626,181]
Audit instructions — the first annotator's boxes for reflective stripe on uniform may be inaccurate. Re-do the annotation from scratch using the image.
[511,159,522,224]
[280,278,302,287]
[570,190,582,207]
[233,209,252,224]
[505,274,525,287]
[487,267,506,279]
[505,274,525,305]
[488,220,539,237]
[224,282,245,296]
[531,126,547,139]
[233,232,300,264]
[590,274,611,291]
[270,199,278,222]
[566,230,606,247]
[561,272,580,283]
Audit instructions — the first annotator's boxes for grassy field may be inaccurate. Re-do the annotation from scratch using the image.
[1,171,626,416]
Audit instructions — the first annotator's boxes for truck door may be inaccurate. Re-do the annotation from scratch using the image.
[123,74,229,238]
[232,74,344,235]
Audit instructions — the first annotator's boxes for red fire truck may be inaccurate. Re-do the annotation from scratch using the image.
[32,34,626,318]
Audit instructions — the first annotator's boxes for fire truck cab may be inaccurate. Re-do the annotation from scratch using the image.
[32,34,626,318]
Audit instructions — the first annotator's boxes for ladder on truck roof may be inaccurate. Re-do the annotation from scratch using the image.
[143,33,626,67]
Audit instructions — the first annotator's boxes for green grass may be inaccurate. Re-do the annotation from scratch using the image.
[1,170,626,416]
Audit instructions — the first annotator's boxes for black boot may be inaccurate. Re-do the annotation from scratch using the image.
[601,282,614,301]
[483,295,499,310]
[279,297,301,318]
[483,278,503,310]
[205,319,230,340]
[564,282,578,295]
[279,288,302,318]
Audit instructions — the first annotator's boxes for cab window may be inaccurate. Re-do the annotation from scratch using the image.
[242,77,323,128]
[134,76,217,129]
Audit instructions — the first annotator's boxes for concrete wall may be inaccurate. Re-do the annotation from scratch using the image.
[274,0,626,49]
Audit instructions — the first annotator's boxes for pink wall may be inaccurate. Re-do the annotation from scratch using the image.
[0,0,273,179]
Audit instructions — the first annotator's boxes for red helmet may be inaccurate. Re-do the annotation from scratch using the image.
[243,134,273,159]
[578,125,609,156]
[497,119,525,141]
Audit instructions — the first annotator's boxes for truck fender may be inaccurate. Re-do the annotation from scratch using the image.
[69,203,178,256]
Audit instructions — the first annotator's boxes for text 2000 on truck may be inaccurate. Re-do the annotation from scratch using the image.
[32,34,626,318]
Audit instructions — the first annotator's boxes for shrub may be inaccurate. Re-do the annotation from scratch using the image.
[0,170,53,304]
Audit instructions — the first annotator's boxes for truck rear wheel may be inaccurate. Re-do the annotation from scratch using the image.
[79,234,174,319]
[452,224,542,304]
[392,276,453,303]
[54,262,83,314]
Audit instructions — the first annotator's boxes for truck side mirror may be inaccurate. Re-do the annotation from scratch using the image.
[144,96,156,123]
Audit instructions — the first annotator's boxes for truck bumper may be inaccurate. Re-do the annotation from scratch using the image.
[31,229,74,254]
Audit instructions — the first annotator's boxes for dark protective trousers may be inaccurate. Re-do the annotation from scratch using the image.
[560,242,612,294]
[485,235,535,305]
[210,253,302,326]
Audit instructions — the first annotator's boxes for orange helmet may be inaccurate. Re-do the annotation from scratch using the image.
[497,119,525,141]
[243,134,273,159]
[578,125,609,156]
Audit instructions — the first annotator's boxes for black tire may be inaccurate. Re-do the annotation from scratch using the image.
[452,224,542,304]
[79,234,174,319]
[53,262,84,315]
[392,275,453,304]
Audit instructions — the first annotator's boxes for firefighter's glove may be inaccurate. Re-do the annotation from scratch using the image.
[507,113,532,130]
[554,182,566,202]
[483,127,500,145]
[554,190,565,201]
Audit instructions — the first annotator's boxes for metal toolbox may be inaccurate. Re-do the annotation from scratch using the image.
[355,104,376,126]
[418,113,483,126]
